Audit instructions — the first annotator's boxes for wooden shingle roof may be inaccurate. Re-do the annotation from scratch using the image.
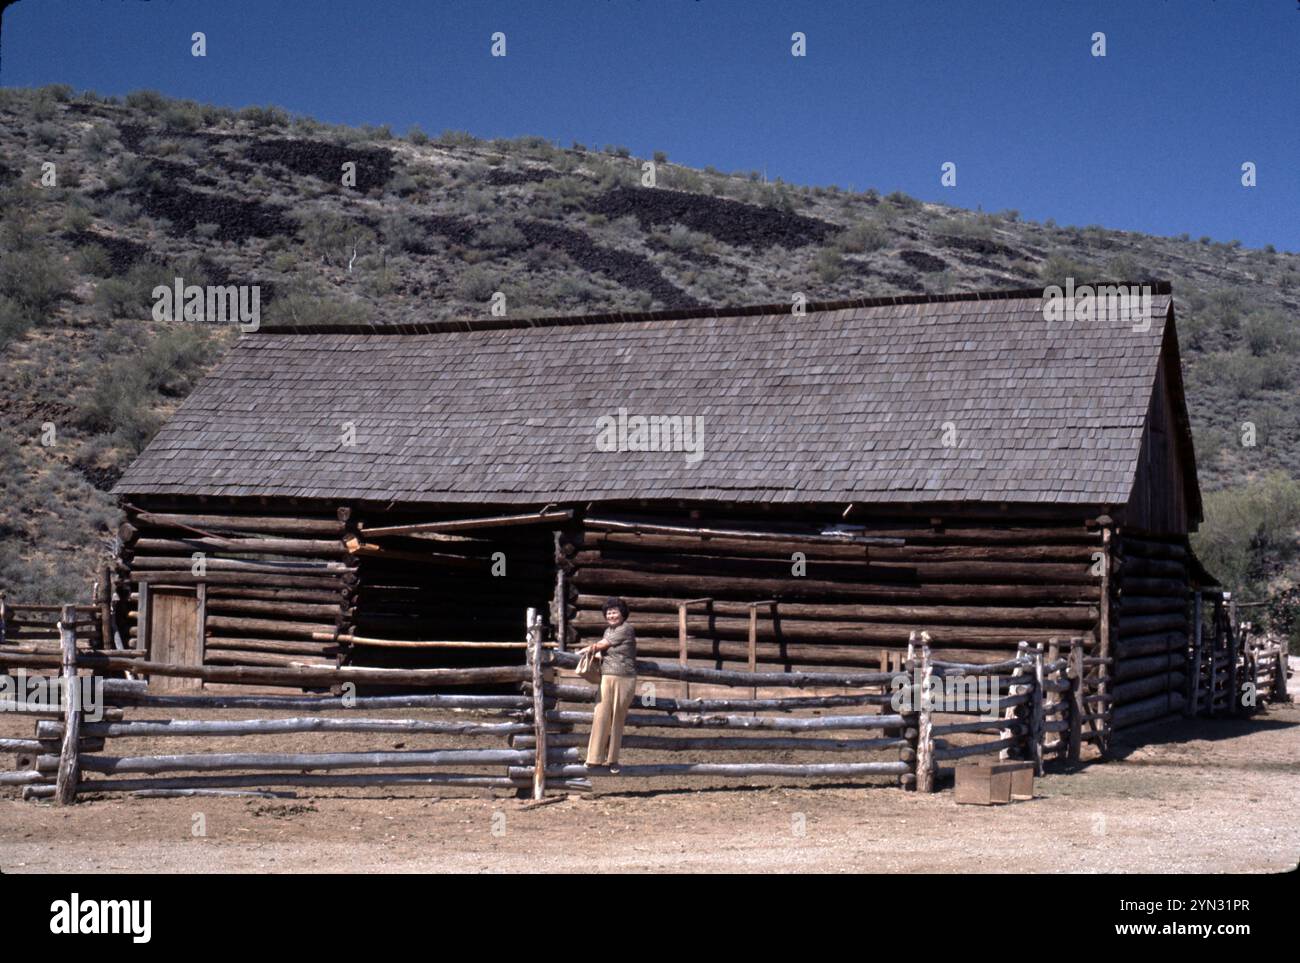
[114,285,1184,507]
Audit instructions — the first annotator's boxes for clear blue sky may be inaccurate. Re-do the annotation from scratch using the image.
[3,0,1298,249]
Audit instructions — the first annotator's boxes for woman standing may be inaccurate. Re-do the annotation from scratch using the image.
[583,596,637,773]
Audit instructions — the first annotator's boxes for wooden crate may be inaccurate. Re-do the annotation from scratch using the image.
[954,760,1034,804]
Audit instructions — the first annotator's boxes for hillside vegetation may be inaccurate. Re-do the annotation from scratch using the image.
[0,85,1296,639]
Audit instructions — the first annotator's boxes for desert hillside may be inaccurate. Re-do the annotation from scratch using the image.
[0,85,1296,638]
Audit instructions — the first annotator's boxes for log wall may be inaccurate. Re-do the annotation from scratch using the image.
[117,501,357,677]
[1110,531,1191,729]
[561,511,1109,671]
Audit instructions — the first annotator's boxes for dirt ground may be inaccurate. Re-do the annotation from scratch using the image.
[2,676,1297,874]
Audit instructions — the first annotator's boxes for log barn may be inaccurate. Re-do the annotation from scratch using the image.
[107,282,1211,732]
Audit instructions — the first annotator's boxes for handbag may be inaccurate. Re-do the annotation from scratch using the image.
[576,647,603,683]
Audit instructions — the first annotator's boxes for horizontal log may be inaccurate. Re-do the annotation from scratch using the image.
[1112,672,1186,705]
[204,598,343,619]
[1114,632,1184,659]
[0,651,529,687]
[932,737,1020,761]
[544,684,894,711]
[1118,557,1188,580]
[575,550,1097,585]
[583,515,1099,545]
[1112,653,1184,681]
[132,536,347,557]
[1117,613,1188,637]
[1118,538,1188,560]
[573,611,1078,645]
[205,615,339,639]
[362,509,574,537]
[44,748,533,775]
[1117,578,1188,597]
[204,636,339,656]
[0,770,47,786]
[106,692,529,711]
[515,761,911,778]
[129,555,349,575]
[573,567,1097,604]
[584,514,903,546]
[329,634,528,650]
[44,716,530,740]
[1112,691,1186,728]
[575,594,1097,627]
[515,734,906,753]
[203,586,349,603]
[549,649,891,687]
[589,636,987,670]
[131,572,348,590]
[26,775,600,797]
[586,530,1101,563]
[203,648,337,669]
[549,710,903,732]
[127,509,345,536]
[1115,596,1190,616]
[931,719,1026,736]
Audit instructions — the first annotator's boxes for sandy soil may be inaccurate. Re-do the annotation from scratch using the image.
[2,679,1297,874]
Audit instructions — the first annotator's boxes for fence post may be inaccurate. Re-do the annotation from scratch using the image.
[1031,644,1045,776]
[1187,592,1203,717]
[55,604,82,805]
[1000,641,1028,762]
[527,608,547,800]
[1068,639,1084,763]
[916,643,934,793]
[897,632,918,791]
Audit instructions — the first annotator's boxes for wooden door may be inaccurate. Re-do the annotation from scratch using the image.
[143,584,204,692]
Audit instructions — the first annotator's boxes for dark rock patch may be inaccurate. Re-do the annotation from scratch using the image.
[245,138,394,192]
[485,167,558,187]
[898,250,948,273]
[936,233,1018,258]
[590,186,840,251]
[130,175,293,242]
[517,219,698,307]
[65,230,150,273]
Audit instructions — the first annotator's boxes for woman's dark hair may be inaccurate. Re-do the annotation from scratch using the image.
[602,596,629,618]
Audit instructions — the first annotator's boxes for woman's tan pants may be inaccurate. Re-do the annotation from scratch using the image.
[586,674,637,766]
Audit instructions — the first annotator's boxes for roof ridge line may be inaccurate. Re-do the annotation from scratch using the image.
[253,280,1173,337]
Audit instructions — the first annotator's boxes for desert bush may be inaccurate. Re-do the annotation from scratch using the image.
[0,247,70,322]
[161,103,203,132]
[437,130,479,147]
[472,221,527,251]
[32,122,63,148]
[1192,472,1300,596]
[0,295,30,346]
[815,247,844,283]
[1242,309,1296,356]
[74,243,113,277]
[380,213,427,254]
[663,224,708,253]
[456,266,499,302]
[125,89,169,112]
[238,104,290,129]
[1037,253,1095,285]
[262,290,369,326]
[839,219,888,253]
